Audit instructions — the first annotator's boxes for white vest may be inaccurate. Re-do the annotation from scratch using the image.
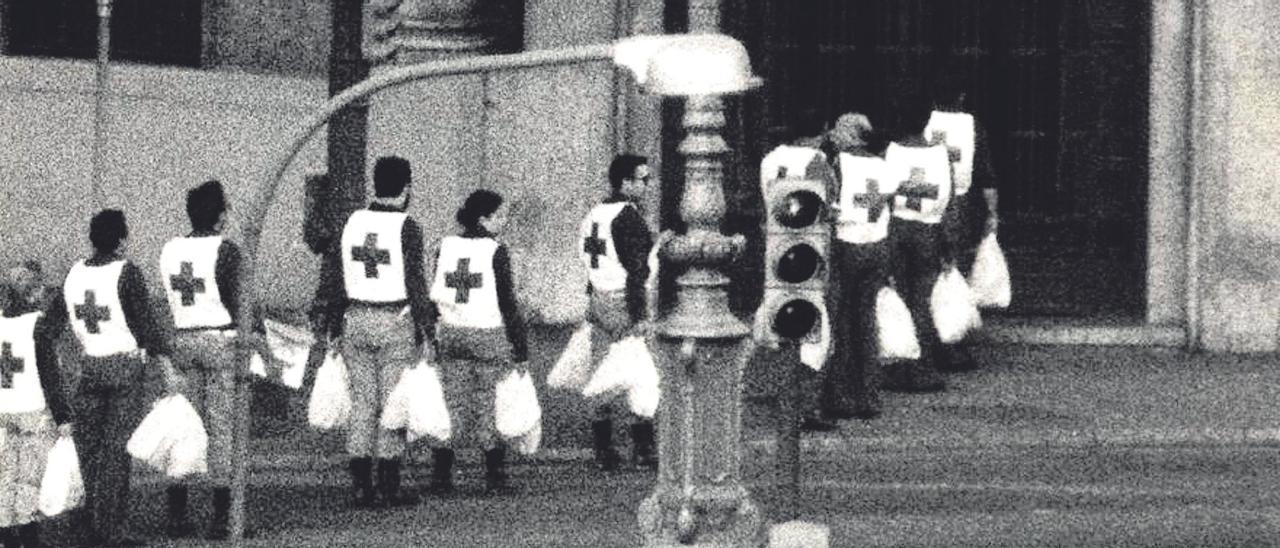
[341,209,409,303]
[160,236,233,330]
[64,259,139,357]
[0,312,46,414]
[925,110,976,196]
[835,153,898,244]
[579,202,631,293]
[886,142,953,224]
[430,236,503,329]
[760,145,827,189]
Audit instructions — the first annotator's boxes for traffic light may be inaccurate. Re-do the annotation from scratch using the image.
[758,165,831,349]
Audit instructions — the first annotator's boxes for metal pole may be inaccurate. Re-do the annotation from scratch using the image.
[228,44,615,544]
[93,0,112,206]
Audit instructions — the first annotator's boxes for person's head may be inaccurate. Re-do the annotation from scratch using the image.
[887,92,934,141]
[3,262,43,314]
[829,113,874,152]
[373,156,413,205]
[456,189,507,235]
[89,209,128,255]
[186,179,228,232]
[608,154,652,202]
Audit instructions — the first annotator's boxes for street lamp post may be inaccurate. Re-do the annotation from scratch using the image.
[628,35,768,547]
[92,0,112,206]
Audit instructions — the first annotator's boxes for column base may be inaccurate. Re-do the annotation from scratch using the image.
[638,486,767,548]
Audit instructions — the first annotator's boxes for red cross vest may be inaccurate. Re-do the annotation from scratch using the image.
[0,312,45,415]
[579,202,631,293]
[760,145,829,189]
[925,110,976,196]
[341,209,409,304]
[429,236,502,329]
[160,236,233,330]
[835,152,897,244]
[886,142,952,225]
[63,259,139,357]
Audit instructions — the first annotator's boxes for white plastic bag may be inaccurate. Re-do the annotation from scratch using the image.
[127,397,179,468]
[547,322,594,390]
[127,395,208,479]
[626,339,662,419]
[381,361,453,443]
[307,350,352,430]
[875,286,921,361]
[968,233,1011,309]
[931,266,982,344]
[407,364,452,443]
[495,370,541,439]
[583,335,656,399]
[511,419,542,456]
[38,435,84,517]
[799,304,830,371]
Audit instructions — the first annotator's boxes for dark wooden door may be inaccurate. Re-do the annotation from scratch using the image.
[728,0,1150,319]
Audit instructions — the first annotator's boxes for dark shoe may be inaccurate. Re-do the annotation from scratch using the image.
[484,448,511,494]
[591,420,621,472]
[427,449,456,495]
[164,485,195,539]
[104,537,149,547]
[630,422,658,469]
[348,457,376,508]
[799,413,839,432]
[206,487,231,540]
[882,361,946,393]
[377,458,420,507]
[938,345,978,372]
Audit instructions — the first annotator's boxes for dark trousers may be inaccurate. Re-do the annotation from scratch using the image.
[74,353,146,545]
[827,240,890,410]
[889,219,947,369]
[942,191,988,277]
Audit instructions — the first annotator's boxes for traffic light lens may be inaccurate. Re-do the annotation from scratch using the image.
[776,244,821,283]
[772,299,819,339]
[774,190,823,228]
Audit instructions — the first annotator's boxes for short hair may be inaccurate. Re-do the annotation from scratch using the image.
[373,156,412,198]
[89,209,128,254]
[455,189,504,230]
[186,179,227,231]
[608,154,649,192]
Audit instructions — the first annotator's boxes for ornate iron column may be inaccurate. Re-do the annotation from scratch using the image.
[364,0,518,63]
[634,7,768,544]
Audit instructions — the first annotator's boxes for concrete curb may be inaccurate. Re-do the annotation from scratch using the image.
[236,426,1280,471]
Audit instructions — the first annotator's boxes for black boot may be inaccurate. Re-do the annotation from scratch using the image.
[2,527,21,548]
[348,457,376,508]
[591,420,620,471]
[427,449,455,495]
[630,421,658,469]
[207,487,231,540]
[165,485,195,538]
[377,458,419,507]
[483,448,510,494]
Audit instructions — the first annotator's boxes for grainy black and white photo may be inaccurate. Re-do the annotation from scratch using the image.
[1,0,1278,546]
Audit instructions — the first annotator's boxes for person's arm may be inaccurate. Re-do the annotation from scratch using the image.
[611,206,653,325]
[974,122,1000,233]
[215,240,242,321]
[34,316,72,425]
[492,244,528,363]
[119,262,172,357]
[312,241,348,341]
[40,285,68,339]
[401,219,436,347]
